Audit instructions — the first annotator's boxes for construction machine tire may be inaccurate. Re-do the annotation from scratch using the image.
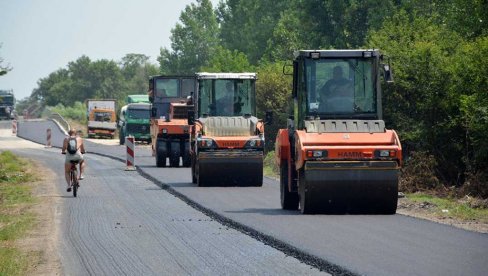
[191,155,197,184]
[195,159,208,187]
[156,140,167,167]
[119,132,125,145]
[182,141,191,167]
[169,142,181,167]
[298,169,314,214]
[280,163,299,210]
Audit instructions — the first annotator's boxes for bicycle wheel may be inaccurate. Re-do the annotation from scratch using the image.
[71,169,78,197]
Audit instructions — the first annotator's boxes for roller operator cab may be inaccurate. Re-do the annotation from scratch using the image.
[189,73,270,187]
[149,75,196,167]
[276,50,402,214]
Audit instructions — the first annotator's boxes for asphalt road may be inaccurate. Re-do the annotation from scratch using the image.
[2,120,326,275]
[9,119,488,275]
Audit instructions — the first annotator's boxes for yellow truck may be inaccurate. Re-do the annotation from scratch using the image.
[86,99,117,139]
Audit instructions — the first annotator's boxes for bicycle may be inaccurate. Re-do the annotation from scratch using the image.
[69,160,80,197]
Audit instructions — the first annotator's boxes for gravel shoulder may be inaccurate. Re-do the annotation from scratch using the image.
[397,197,488,234]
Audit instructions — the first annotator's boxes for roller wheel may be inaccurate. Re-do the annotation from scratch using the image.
[378,191,398,214]
[156,140,167,167]
[298,169,313,214]
[280,163,298,210]
[182,142,191,167]
[196,159,208,187]
[169,142,180,167]
[191,154,197,184]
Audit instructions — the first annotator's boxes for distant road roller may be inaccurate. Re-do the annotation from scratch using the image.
[148,75,196,167]
[275,50,402,214]
[188,73,272,187]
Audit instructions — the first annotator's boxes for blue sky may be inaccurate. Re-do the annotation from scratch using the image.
[0,0,219,100]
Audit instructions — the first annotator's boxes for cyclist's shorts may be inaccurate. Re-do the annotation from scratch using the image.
[65,151,84,164]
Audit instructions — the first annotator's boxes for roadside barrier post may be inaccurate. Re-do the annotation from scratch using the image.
[12,120,17,135]
[125,136,136,171]
[45,128,52,148]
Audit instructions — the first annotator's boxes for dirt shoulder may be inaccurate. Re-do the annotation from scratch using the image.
[397,197,488,234]
[16,160,62,276]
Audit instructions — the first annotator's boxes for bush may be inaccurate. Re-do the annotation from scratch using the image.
[400,151,441,194]
[48,101,87,123]
[263,150,279,177]
[461,172,488,199]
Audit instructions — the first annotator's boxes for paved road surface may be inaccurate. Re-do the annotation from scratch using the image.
[9,119,488,275]
[2,121,325,275]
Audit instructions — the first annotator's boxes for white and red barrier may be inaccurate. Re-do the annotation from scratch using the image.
[125,136,136,171]
[45,128,52,148]
[11,120,17,135]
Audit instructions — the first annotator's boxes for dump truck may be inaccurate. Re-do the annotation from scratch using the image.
[86,99,117,138]
[0,89,15,120]
[149,75,196,167]
[118,103,151,145]
[275,50,401,214]
[188,72,271,187]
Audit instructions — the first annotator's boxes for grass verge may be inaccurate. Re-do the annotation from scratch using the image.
[0,151,37,276]
[406,193,488,222]
[263,151,279,179]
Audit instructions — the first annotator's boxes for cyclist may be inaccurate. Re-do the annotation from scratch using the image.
[62,129,86,192]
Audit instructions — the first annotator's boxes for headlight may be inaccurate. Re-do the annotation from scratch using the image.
[376,150,396,158]
[244,138,264,148]
[197,137,216,148]
[306,150,328,159]
[162,128,168,134]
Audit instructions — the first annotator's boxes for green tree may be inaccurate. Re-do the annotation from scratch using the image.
[449,37,488,175]
[255,62,292,152]
[120,53,150,79]
[217,0,290,64]
[32,69,72,106]
[367,8,488,188]
[158,0,219,74]
[120,53,159,96]
[200,46,253,72]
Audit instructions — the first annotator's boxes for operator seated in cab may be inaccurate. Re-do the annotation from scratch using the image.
[215,82,243,116]
[318,65,354,113]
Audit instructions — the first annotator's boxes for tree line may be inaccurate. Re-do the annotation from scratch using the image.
[21,0,488,197]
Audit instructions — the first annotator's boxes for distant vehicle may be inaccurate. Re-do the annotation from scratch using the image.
[0,89,15,120]
[86,99,117,139]
[119,94,151,145]
[149,75,196,167]
[118,102,151,145]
